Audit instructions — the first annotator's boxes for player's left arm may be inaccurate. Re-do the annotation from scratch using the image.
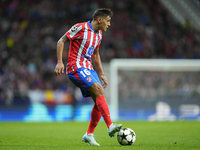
[92,47,108,88]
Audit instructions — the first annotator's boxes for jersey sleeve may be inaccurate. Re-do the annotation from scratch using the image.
[66,23,83,40]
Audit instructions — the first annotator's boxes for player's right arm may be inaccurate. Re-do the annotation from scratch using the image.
[54,34,69,76]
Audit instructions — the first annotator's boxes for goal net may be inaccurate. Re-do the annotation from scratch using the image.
[110,59,200,121]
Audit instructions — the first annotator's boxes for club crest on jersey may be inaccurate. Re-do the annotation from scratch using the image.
[86,76,92,82]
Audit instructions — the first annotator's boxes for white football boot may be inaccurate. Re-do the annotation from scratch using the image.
[82,133,100,146]
[108,123,122,137]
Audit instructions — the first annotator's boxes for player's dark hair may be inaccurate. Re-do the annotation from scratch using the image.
[92,8,113,20]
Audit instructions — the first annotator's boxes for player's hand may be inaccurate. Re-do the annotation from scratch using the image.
[54,63,64,76]
[101,74,108,89]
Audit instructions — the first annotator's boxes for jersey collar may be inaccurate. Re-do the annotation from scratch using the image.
[88,21,98,33]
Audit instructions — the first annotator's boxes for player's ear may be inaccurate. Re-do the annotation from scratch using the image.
[97,17,102,24]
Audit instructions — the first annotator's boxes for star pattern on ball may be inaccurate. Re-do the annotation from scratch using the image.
[117,128,136,146]
[121,132,128,141]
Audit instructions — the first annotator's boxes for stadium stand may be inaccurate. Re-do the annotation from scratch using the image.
[0,0,200,105]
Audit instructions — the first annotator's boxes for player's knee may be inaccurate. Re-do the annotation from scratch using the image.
[94,84,104,96]
[91,83,104,97]
[97,86,104,96]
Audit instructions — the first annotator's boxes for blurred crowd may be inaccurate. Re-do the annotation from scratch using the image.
[1,0,200,105]
[193,0,200,8]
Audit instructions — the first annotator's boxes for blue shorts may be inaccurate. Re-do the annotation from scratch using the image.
[67,68,102,97]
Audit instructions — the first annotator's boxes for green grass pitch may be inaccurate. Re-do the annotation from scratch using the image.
[0,121,199,150]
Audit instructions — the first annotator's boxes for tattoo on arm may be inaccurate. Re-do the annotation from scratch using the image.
[60,34,69,43]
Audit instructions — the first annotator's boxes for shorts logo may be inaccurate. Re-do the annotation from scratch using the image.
[86,76,92,82]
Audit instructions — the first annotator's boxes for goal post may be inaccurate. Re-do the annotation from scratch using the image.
[110,59,200,121]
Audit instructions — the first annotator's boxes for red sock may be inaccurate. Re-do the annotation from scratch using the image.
[96,96,112,128]
[87,104,101,134]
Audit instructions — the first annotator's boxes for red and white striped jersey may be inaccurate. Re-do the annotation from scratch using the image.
[65,21,102,74]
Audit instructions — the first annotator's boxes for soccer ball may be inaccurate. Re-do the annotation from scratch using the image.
[117,128,136,145]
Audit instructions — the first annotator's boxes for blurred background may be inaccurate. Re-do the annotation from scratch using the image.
[0,0,200,122]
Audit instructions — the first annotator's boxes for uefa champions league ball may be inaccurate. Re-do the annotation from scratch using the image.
[117,128,136,145]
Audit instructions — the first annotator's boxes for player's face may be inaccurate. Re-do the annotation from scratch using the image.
[100,16,111,32]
